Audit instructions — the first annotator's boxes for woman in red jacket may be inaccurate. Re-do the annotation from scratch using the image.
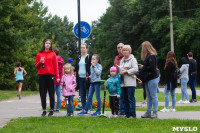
[35,39,60,117]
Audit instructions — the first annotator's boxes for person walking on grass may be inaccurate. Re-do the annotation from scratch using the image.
[119,45,138,119]
[187,52,197,103]
[14,61,27,100]
[140,41,159,119]
[61,63,77,116]
[114,43,125,115]
[78,54,102,116]
[160,51,178,113]
[104,66,121,118]
[52,48,64,112]
[35,39,60,117]
[177,57,190,104]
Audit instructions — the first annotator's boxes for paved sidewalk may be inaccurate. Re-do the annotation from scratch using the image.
[0,88,200,128]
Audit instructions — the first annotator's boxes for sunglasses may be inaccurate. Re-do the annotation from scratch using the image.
[110,71,116,72]
[117,47,123,49]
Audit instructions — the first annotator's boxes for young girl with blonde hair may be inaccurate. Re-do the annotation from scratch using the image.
[61,63,77,116]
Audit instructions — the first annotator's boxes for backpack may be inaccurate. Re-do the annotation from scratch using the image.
[174,68,181,79]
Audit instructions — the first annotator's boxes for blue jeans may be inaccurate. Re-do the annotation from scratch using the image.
[164,84,176,109]
[65,96,74,114]
[54,85,62,110]
[79,78,87,110]
[121,87,136,118]
[119,87,125,113]
[85,83,101,113]
[188,77,196,99]
[181,78,189,101]
[145,77,159,113]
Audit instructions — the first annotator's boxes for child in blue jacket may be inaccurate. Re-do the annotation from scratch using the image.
[104,66,121,117]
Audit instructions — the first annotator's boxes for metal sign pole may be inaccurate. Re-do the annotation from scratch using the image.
[78,0,81,55]
[169,0,174,52]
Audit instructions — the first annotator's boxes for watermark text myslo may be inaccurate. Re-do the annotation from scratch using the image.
[172,127,198,132]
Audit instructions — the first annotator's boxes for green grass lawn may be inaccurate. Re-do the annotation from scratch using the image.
[0,90,38,101]
[0,117,199,133]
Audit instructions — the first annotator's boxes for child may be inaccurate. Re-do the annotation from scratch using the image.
[177,57,190,104]
[14,61,27,100]
[61,63,77,116]
[104,66,121,117]
[78,54,102,116]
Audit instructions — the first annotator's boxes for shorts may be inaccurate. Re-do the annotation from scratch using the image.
[16,80,24,83]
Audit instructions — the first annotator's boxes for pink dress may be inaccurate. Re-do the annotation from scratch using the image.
[61,74,77,96]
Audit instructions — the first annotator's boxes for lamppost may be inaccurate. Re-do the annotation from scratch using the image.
[169,0,174,52]
[77,0,81,55]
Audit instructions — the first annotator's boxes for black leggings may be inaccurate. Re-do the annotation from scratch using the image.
[39,75,55,110]
[109,96,119,115]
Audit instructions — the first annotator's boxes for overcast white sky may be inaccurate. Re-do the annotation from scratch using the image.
[40,0,110,25]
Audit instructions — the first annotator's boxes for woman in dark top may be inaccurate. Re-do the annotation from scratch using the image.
[160,51,178,112]
[140,41,159,119]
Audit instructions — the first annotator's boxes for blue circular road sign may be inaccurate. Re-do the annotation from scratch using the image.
[74,21,91,39]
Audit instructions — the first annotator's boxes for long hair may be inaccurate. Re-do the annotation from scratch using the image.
[16,61,21,71]
[141,41,157,61]
[63,63,74,75]
[39,39,52,53]
[164,51,178,70]
[93,54,102,65]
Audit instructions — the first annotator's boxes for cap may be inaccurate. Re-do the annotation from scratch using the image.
[110,66,117,72]
[187,52,193,57]
[68,58,73,63]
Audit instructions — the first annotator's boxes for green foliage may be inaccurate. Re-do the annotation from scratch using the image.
[88,0,200,82]
[29,80,37,91]
[0,0,77,90]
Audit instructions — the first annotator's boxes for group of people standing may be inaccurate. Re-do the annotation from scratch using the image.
[15,38,197,118]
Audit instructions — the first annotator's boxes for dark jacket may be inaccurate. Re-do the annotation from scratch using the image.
[165,61,177,90]
[75,54,92,90]
[188,59,197,78]
[141,55,158,82]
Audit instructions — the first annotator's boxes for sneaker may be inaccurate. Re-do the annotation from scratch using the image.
[189,99,194,103]
[151,112,158,119]
[41,111,46,117]
[170,108,176,112]
[183,100,190,104]
[177,100,184,103]
[70,113,74,116]
[48,111,54,117]
[142,101,146,104]
[91,111,100,116]
[193,99,197,102]
[19,96,22,100]
[141,112,151,118]
[77,110,88,116]
[160,107,169,112]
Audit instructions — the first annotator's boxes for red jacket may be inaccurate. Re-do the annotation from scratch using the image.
[114,54,124,73]
[35,50,59,80]
[54,55,64,85]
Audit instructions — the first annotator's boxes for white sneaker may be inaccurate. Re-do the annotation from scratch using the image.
[160,107,169,112]
[183,100,190,104]
[170,108,176,112]
[177,100,184,103]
